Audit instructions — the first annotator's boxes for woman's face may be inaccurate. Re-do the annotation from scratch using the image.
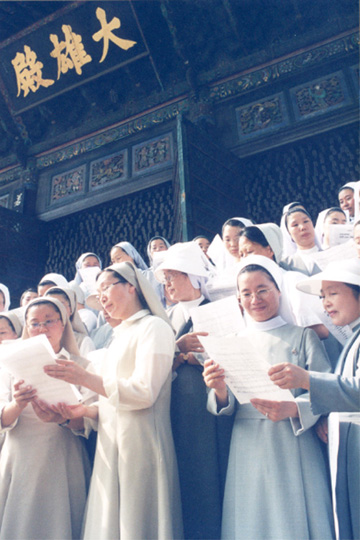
[163,270,195,302]
[0,291,5,312]
[354,224,360,258]
[239,236,274,260]
[96,272,135,320]
[82,255,100,268]
[223,225,243,260]
[110,247,134,265]
[287,212,315,249]
[194,237,210,255]
[338,188,354,217]
[21,291,38,307]
[0,318,17,343]
[26,304,64,353]
[321,281,360,326]
[237,270,280,322]
[150,239,168,255]
[323,211,347,246]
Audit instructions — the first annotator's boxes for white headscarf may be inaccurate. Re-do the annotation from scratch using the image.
[280,202,303,257]
[87,262,172,327]
[237,254,295,325]
[146,236,171,265]
[338,181,360,222]
[112,242,148,271]
[0,283,10,311]
[256,223,283,263]
[315,207,346,248]
[282,206,322,252]
[74,252,102,285]
[39,273,69,289]
[154,242,211,300]
[0,311,22,336]
[23,297,80,356]
[44,287,88,336]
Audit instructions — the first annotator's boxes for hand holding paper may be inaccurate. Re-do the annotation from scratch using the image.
[0,335,82,406]
[198,334,294,404]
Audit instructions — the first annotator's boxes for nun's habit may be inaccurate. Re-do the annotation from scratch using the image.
[208,258,335,540]
[155,242,233,540]
[82,262,183,540]
[281,208,322,276]
[296,260,360,540]
[0,297,93,540]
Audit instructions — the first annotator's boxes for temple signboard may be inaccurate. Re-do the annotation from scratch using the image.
[0,1,147,114]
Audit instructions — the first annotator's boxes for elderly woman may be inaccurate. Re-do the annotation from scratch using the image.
[155,242,233,540]
[0,297,93,540]
[203,256,335,539]
[269,259,360,540]
[44,262,183,540]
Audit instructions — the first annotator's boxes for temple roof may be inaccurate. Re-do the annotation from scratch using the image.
[0,0,357,169]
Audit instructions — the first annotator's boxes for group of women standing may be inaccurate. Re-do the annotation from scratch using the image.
[0,181,359,540]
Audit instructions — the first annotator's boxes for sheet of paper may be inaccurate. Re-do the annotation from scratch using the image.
[311,241,357,270]
[79,266,101,295]
[190,296,245,335]
[0,335,82,405]
[328,224,353,247]
[198,334,294,404]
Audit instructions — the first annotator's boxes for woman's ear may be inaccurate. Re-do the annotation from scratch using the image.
[266,246,275,259]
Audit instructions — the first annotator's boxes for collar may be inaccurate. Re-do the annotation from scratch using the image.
[349,317,360,331]
[57,347,71,359]
[113,309,150,335]
[246,315,287,331]
[179,295,205,319]
[298,246,319,255]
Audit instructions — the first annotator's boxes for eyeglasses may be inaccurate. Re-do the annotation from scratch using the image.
[163,271,185,283]
[28,318,61,330]
[96,280,124,299]
[239,288,274,301]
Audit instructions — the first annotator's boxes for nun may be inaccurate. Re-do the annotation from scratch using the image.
[315,207,347,249]
[44,262,183,540]
[0,284,10,313]
[281,206,322,276]
[203,255,335,540]
[44,287,95,356]
[269,259,360,540]
[37,273,69,296]
[0,297,93,540]
[155,242,233,540]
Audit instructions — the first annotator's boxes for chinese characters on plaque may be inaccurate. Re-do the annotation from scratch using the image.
[12,7,137,99]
